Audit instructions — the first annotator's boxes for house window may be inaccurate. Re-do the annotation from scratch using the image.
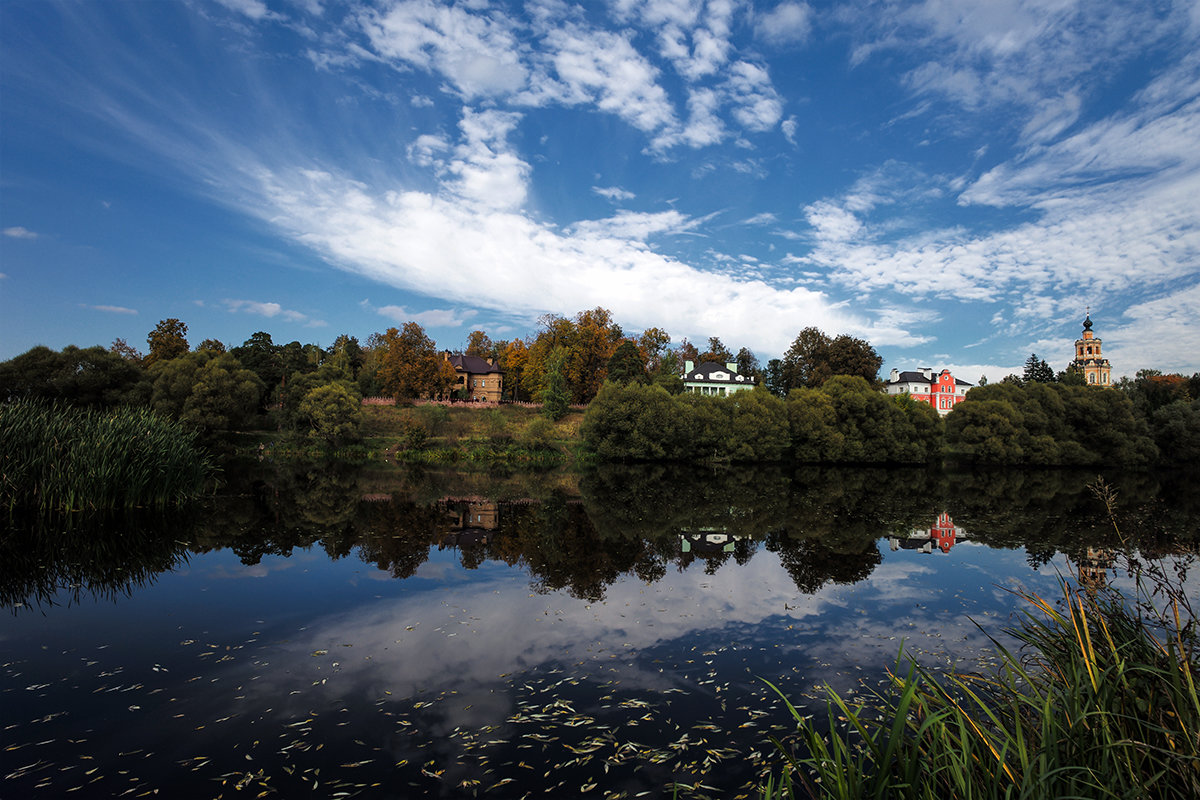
[481,380,486,387]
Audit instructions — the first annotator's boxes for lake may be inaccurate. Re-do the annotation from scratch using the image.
[3,462,1197,799]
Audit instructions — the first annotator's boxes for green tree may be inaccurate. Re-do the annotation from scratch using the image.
[780,327,829,389]
[540,348,570,421]
[299,383,364,446]
[0,345,149,407]
[1023,353,1055,384]
[1151,400,1200,464]
[327,334,363,380]
[231,332,283,391]
[764,358,786,397]
[606,340,648,384]
[698,336,733,365]
[735,346,760,380]
[196,338,226,354]
[145,318,189,366]
[150,351,264,436]
[786,387,843,461]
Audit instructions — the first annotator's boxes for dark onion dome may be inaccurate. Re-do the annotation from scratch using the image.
[1083,313,1093,332]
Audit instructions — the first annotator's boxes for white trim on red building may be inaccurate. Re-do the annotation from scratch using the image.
[883,367,973,416]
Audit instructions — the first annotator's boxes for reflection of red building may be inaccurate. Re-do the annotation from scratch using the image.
[890,512,967,554]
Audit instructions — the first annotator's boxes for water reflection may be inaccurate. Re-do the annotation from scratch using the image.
[5,462,1197,612]
[3,463,1198,799]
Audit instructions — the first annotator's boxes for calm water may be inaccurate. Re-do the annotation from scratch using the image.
[3,463,1197,799]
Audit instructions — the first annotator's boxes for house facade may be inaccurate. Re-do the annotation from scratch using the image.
[443,353,504,402]
[1071,313,1112,387]
[883,367,972,415]
[682,361,756,396]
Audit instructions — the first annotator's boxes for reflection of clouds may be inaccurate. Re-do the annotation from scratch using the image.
[211,546,1066,731]
[201,559,304,580]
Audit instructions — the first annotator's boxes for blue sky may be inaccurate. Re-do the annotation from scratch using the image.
[2,0,1198,382]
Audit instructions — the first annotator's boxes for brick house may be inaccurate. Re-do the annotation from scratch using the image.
[443,353,504,402]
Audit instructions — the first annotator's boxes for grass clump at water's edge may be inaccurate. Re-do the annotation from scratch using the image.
[1,398,217,513]
[762,482,1199,800]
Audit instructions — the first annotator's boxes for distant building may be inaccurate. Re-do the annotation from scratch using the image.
[883,368,972,415]
[442,353,504,402]
[1071,312,1112,387]
[889,512,967,554]
[682,361,756,396]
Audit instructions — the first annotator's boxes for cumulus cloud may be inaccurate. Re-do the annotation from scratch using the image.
[359,0,528,98]
[756,2,813,47]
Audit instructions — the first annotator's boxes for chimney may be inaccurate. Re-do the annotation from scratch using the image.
[726,362,738,373]
[921,367,932,380]
[890,368,899,382]
[685,360,694,373]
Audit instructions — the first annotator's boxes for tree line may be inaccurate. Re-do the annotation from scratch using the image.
[0,310,880,439]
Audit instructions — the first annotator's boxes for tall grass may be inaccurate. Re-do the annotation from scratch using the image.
[764,482,1199,800]
[1,399,216,513]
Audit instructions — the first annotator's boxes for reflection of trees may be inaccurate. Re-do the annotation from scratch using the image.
[1,513,189,610]
[10,460,1196,610]
[767,532,882,593]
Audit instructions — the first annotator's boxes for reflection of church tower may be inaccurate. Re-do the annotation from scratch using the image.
[1072,312,1112,386]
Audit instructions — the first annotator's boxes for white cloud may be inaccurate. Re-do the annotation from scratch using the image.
[214,0,276,22]
[3,226,38,239]
[375,304,471,328]
[87,304,138,315]
[756,2,813,47]
[249,159,912,356]
[541,24,678,136]
[1104,283,1200,375]
[725,61,783,131]
[592,185,636,202]
[359,0,528,98]
[569,209,700,240]
[224,298,317,325]
[781,115,797,145]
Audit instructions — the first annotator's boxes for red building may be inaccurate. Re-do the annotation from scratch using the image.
[883,367,973,415]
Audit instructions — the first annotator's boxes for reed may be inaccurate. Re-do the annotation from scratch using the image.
[1,399,216,513]
[763,483,1199,800]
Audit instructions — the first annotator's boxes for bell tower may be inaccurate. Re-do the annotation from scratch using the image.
[1072,310,1112,386]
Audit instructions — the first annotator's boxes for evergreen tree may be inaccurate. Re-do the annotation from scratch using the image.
[1022,353,1055,384]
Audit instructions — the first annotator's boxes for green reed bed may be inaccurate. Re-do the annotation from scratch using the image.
[763,526,1199,799]
[1,399,216,513]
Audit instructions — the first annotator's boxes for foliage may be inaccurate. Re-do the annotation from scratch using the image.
[606,340,648,384]
[0,398,215,512]
[780,327,882,391]
[376,322,443,400]
[145,318,190,366]
[539,348,571,421]
[0,345,149,407]
[946,382,1157,465]
[298,383,364,446]
[149,351,265,437]
[231,331,284,392]
[1150,399,1200,464]
[1023,352,1055,383]
[763,535,1200,800]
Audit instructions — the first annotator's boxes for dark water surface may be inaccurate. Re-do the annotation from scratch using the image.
[3,463,1197,799]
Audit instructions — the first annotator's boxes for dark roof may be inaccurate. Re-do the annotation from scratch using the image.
[685,361,750,383]
[448,354,503,374]
[886,369,973,387]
